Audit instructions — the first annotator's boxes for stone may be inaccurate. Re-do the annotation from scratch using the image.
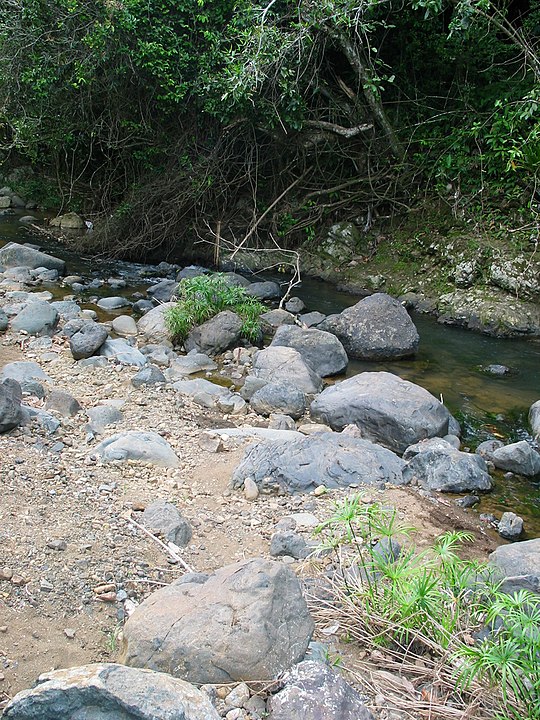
[231,433,406,494]
[120,558,314,683]
[137,302,176,343]
[475,439,504,462]
[319,293,419,360]
[49,211,85,229]
[250,382,306,420]
[97,296,131,311]
[100,338,147,367]
[245,281,281,300]
[69,322,109,359]
[141,500,192,547]
[252,346,323,394]
[223,272,251,287]
[0,379,23,433]
[22,406,60,434]
[225,683,250,709]
[0,242,66,273]
[133,299,155,314]
[269,414,297,431]
[260,309,296,332]
[176,266,208,281]
[2,663,220,719]
[34,268,59,282]
[173,378,231,407]
[93,431,179,467]
[270,325,348,377]
[270,531,309,559]
[299,311,326,328]
[284,297,306,313]
[148,279,178,302]
[243,478,259,500]
[50,300,80,320]
[403,446,492,493]
[11,301,59,336]
[0,309,8,331]
[167,352,217,378]
[45,390,81,417]
[184,311,243,356]
[372,537,401,564]
[112,314,138,336]
[530,400,540,439]
[311,372,450,454]
[498,512,523,540]
[402,437,456,460]
[239,376,268,401]
[131,365,167,388]
[455,495,480,508]
[492,441,540,477]
[489,538,540,593]
[267,660,374,720]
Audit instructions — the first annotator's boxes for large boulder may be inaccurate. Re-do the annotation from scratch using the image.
[492,440,540,477]
[250,382,306,420]
[0,242,66,274]
[530,400,540,439]
[173,378,232,408]
[489,538,540,594]
[11,301,59,336]
[148,279,178,303]
[184,310,243,356]
[267,661,374,720]
[92,431,179,467]
[120,557,314,683]
[100,338,147,367]
[70,321,109,360]
[270,325,348,377]
[318,293,419,360]
[231,433,406,494]
[310,372,450,454]
[137,302,176,343]
[402,445,492,493]
[2,663,220,720]
[0,379,23,433]
[251,346,323,394]
[0,361,50,384]
[245,281,281,300]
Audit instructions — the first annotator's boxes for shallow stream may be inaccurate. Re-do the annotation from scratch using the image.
[2,214,540,531]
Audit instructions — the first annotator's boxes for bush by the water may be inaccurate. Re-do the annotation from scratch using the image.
[313,497,540,720]
[165,273,266,344]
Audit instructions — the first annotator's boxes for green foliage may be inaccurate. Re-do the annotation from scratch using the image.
[165,273,266,344]
[316,496,540,720]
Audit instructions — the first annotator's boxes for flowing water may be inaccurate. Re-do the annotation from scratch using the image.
[2,214,540,530]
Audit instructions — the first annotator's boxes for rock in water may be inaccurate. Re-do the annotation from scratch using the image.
[267,661,374,720]
[120,557,313,683]
[3,663,220,719]
[92,431,179,467]
[311,371,450,454]
[231,433,406,493]
[319,293,419,360]
[0,242,66,273]
[492,440,540,477]
[402,445,492,493]
[270,325,348,377]
[498,512,523,541]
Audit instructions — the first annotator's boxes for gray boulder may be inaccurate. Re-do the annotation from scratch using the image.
[87,405,124,431]
[245,281,281,300]
[476,439,504,462]
[11,301,59,335]
[0,361,50,384]
[270,530,310,559]
[97,296,131,311]
[93,431,179,467]
[148,279,178,302]
[231,433,406,494]
[0,309,8,331]
[284,296,306,314]
[260,309,296,332]
[489,538,540,594]
[530,400,540,439]
[141,500,192,547]
[137,302,176,343]
[403,437,456,460]
[120,557,314,683]
[70,322,109,360]
[271,325,348,377]
[300,311,326,327]
[319,293,419,360]
[498,512,523,541]
[492,441,540,477]
[166,353,217,379]
[403,446,492,493]
[184,310,243,356]
[173,378,231,408]
[49,211,86,230]
[2,663,220,720]
[45,390,81,417]
[50,300,80,320]
[252,347,323,394]
[131,365,167,388]
[250,382,306,420]
[267,661,374,720]
[223,272,251,287]
[0,379,23,433]
[0,242,66,273]
[311,372,450,454]
[112,314,138,336]
[100,338,147,367]
[133,298,155,314]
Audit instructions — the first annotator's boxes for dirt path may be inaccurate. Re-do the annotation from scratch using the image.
[0,330,499,710]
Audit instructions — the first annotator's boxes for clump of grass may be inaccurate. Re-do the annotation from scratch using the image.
[311,496,540,720]
[165,273,266,344]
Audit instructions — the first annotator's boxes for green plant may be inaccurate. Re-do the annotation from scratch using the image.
[165,272,266,344]
[314,496,540,720]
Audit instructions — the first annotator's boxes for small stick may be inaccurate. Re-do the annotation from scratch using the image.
[129,517,193,572]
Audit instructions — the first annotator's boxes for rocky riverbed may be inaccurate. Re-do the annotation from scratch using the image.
[1,235,539,719]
